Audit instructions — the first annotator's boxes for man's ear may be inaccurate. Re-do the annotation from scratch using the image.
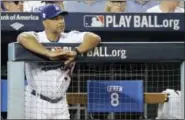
[3,2,10,10]
[105,1,111,12]
[42,20,47,28]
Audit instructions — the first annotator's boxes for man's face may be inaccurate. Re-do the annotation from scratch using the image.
[44,15,65,33]
[3,1,23,12]
[109,1,126,13]
[167,1,180,7]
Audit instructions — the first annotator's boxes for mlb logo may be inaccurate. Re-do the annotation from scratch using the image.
[84,15,104,27]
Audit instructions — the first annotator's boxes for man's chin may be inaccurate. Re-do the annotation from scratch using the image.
[58,29,65,33]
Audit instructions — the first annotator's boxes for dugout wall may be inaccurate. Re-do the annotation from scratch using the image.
[7,42,184,119]
[2,11,184,120]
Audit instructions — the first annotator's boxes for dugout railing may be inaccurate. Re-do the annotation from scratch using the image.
[7,42,184,119]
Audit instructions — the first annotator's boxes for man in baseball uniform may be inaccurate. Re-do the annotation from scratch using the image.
[17,4,101,119]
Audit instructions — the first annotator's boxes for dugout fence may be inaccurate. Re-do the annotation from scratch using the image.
[7,42,184,119]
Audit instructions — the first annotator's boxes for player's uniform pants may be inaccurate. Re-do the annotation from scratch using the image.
[24,86,70,119]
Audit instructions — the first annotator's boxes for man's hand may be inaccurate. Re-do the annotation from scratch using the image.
[46,47,69,61]
[64,50,77,65]
[46,47,77,63]
[45,47,78,64]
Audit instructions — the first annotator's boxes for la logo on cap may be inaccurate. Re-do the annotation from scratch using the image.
[42,13,46,18]
[54,5,60,10]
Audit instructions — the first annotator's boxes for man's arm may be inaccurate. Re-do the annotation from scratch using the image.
[17,32,67,59]
[64,32,101,65]
[76,32,101,53]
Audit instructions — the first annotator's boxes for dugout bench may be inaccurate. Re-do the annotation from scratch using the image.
[66,92,168,105]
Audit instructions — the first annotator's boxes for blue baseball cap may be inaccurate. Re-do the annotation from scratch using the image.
[41,4,68,20]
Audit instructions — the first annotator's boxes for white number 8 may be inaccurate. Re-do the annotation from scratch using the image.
[111,92,119,107]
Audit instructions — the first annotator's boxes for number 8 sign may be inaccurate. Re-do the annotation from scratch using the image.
[111,92,119,107]
[87,80,144,113]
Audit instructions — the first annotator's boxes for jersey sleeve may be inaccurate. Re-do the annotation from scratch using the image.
[68,30,87,43]
[146,8,152,13]
[180,8,184,13]
[22,31,40,42]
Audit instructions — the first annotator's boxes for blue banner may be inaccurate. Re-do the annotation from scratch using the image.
[1,13,184,31]
[87,80,144,113]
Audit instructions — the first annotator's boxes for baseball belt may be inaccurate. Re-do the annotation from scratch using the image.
[31,89,63,103]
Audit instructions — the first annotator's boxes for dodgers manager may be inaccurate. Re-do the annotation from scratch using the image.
[17,4,101,119]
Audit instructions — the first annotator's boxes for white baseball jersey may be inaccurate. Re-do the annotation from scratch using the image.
[23,1,64,12]
[156,89,182,119]
[23,1,46,12]
[146,5,184,13]
[25,30,86,99]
